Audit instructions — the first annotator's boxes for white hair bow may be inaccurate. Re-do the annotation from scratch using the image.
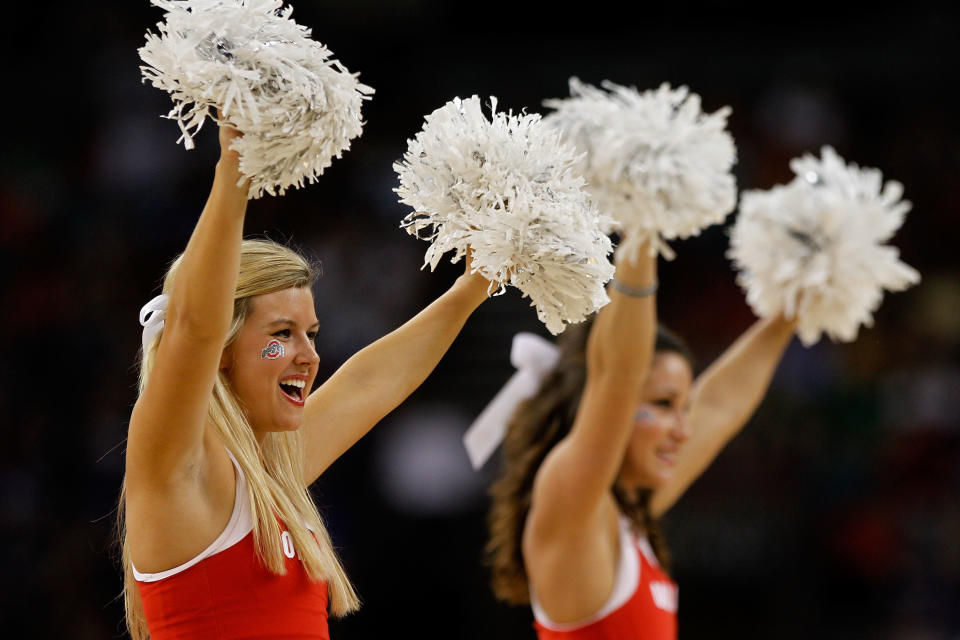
[139,294,169,353]
[463,332,561,470]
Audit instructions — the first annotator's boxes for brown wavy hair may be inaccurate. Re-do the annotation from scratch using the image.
[486,319,692,605]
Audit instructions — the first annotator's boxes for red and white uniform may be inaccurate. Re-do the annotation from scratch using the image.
[133,453,329,640]
[532,517,678,640]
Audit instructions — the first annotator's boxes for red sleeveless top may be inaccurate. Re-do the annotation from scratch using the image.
[134,453,330,639]
[532,519,678,640]
[137,531,329,639]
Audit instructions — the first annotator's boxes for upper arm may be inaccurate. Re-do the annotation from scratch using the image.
[299,276,488,485]
[528,372,643,538]
[299,364,381,484]
[126,324,226,487]
[524,381,636,621]
[127,148,247,488]
[530,250,657,536]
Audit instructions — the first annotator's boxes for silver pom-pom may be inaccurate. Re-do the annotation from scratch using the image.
[395,96,615,335]
[139,0,373,199]
[544,78,738,260]
[728,146,920,346]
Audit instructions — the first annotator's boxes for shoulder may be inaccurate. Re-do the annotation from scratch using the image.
[125,438,238,574]
[522,492,622,624]
[524,484,620,578]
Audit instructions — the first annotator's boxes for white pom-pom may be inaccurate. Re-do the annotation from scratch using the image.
[729,146,920,346]
[395,96,615,335]
[139,0,373,199]
[543,78,738,260]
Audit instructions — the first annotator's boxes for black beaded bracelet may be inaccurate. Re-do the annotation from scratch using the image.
[610,279,659,297]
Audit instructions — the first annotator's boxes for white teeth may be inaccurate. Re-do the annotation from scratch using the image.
[280,379,306,388]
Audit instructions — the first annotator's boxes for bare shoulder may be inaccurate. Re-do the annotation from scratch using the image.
[124,436,238,575]
[523,486,621,624]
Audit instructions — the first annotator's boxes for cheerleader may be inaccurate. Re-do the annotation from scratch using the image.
[119,123,491,639]
[477,122,916,636]
[482,234,797,639]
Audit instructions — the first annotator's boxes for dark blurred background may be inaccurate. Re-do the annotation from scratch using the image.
[1,1,958,638]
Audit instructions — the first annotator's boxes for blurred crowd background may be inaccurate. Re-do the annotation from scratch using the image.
[1,2,957,638]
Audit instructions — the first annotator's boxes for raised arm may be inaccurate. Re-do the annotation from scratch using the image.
[530,243,658,536]
[127,125,249,485]
[649,313,797,516]
[300,266,489,484]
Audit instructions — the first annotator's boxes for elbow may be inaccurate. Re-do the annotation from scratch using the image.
[586,337,652,384]
[586,349,650,389]
[164,304,234,345]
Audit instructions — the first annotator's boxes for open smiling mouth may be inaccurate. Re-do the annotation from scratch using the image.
[656,450,676,466]
[279,379,306,405]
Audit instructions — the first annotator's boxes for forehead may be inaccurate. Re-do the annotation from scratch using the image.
[644,351,693,391]
[247,287,317,321]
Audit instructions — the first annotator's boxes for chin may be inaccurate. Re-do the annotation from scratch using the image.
[654,472,672,488]
[621,473,661,492]
[250,414,303,435]
[273,406,306,431]
[274,417,303,432]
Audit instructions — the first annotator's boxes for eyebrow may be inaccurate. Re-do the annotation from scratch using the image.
[265,318,320,330]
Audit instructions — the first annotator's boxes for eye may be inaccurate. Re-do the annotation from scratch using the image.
[652,398,673,408]
[307,331,318,341]
[272,329,291,338]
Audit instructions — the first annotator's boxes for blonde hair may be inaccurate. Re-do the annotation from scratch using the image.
[119,239,359,640]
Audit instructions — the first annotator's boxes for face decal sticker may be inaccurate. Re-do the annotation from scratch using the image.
[261,339,285,360]
[635,408,654,423]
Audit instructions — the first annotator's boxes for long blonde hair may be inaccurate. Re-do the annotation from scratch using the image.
[119,239,359,639]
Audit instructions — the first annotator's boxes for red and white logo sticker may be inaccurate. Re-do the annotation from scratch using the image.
[261,339,284,360]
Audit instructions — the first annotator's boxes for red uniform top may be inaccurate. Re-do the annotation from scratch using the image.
[134,453,329,640]
[532,518,678,640]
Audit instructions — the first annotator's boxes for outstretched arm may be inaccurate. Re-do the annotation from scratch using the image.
[650,313,797,517]
[530,244,658,537]
[300,266,490,484]
[127,125,249,485]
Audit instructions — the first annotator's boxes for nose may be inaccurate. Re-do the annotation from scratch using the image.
[671,411,692,443]
[293,336,320,367]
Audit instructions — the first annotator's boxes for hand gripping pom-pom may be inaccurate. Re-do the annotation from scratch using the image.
[139,0,374,199]
[728,146,920,346]
[543,78,738,261]
[394,96,615,335]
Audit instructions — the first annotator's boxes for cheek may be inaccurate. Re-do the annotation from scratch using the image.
[259,339,285,361]
[631,425,660,452]
[631,412,671,450]
[232,345,285,394]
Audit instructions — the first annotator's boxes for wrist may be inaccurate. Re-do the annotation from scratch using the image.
[452,271,492,307]
[769,312,800,334]
[613,244,657,286]
[214,160,250,200]
[610,278,658,297]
